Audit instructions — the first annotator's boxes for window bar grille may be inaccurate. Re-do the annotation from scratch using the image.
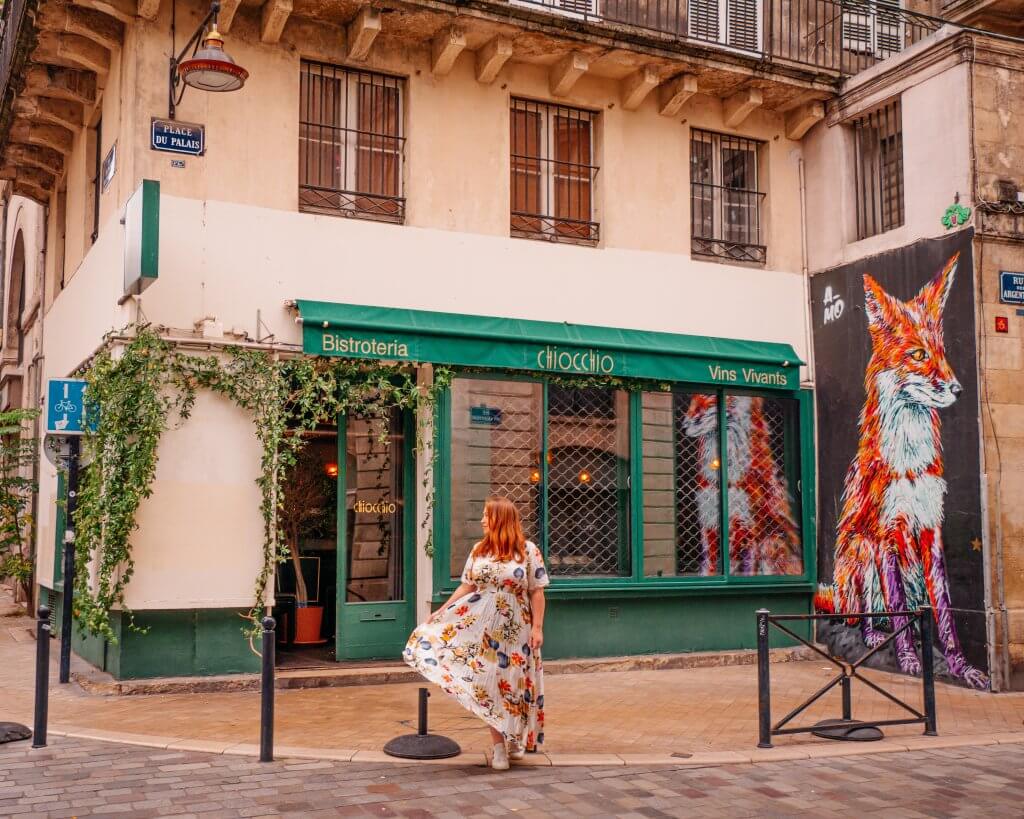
[689,128,766,264]
[854,98,903,240]
[299,60,405,223]
[510,97,600,245]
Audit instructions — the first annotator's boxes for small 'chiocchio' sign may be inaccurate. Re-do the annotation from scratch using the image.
[151,118,205,156]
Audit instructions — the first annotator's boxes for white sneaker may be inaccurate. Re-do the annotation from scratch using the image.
[491,741,510,770]
[508,742,525,761]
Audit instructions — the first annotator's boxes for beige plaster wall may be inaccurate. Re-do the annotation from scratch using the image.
[803,61,973,273]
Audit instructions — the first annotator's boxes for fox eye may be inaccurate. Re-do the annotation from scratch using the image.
[909,349,929,362]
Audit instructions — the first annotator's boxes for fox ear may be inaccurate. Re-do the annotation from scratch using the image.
[863,274,897,329]
[917,252,958,321]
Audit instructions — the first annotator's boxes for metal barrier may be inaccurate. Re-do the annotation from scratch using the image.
[260,616,275,762]
[756,606,937,748]
[32,605,51,749]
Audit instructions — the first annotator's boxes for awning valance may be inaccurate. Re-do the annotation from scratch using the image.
[295,300,803,391]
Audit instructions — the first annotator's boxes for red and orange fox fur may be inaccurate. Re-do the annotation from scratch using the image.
[684,394,802,576]
[816,253,988,689]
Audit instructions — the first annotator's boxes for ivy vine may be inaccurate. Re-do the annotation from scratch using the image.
[73,326,450,642]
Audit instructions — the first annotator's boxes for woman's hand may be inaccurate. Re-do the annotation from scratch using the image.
[529,626,543,652]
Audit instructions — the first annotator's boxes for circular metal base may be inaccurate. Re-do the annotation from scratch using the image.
[810,719,884,742]
[0,722,32,744]
[383,732,461,760]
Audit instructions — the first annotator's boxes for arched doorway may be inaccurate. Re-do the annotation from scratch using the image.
[6,230,26,364]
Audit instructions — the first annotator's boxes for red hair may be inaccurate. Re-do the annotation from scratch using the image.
[474,496,527,563]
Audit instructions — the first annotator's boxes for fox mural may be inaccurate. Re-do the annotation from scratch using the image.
[683,394,802,576]
[815,251,989,689]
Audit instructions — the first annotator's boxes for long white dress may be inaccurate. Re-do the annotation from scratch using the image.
[403,541,550,750]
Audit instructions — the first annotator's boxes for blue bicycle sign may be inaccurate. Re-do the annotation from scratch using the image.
[46,379,95,435]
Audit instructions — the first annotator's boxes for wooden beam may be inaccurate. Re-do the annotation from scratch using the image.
[70,0,135,26]
[24,66,97,106]
[723,87,763,128]
[14,96,84,130]
[785,101,825,140]
[137,0,160,20]
[218,0,243,32]
[9,122,75,156]
[431,26,466,76]
[5,144,65,177]
[621,66,659,111]
[35,33,112,76]
[347,8,381,62]
[475,36,512,84]
[261,0,293,44]
[549,52,588,98]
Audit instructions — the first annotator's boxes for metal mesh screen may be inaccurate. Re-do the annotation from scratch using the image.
[725,396,802,576]
[546,386,630,577]
[448,379,542,578]
[676,392,724,576]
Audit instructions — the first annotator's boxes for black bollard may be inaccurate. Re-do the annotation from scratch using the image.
[383,687,461,760]
[920,606,938,736]
[32,605,51,749]
[260,616,275,762]
[756,609,772,749]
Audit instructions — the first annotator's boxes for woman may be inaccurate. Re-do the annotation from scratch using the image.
[403,496,549,770]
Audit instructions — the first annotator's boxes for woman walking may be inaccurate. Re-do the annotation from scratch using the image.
[403,496,549,770]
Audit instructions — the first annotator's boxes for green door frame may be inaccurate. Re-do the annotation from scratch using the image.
[335,410,417,660]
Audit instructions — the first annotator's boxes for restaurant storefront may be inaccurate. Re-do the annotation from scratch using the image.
[296,300,816,661]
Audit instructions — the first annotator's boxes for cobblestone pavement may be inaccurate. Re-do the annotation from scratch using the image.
[2,735,1023,818]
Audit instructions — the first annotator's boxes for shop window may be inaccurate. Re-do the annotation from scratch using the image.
[853,98,904,240]
[510,98,599,245]
[690,128,765,265]
[448,379,543,578]
[299,61,405,223]
[642,391,802,578]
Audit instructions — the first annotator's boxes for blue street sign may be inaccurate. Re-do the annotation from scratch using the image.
[46,379,93,435]
[1000,271,1024,305]
[470,405,502,426]
[150,118,205,156]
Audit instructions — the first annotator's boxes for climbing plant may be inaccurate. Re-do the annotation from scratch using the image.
[73,326,450,642]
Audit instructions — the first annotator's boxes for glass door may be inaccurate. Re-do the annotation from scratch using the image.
[336,409,415,660]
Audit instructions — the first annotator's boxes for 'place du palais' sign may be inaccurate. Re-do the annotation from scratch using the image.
[311,329,795,391]
[151,118,205,156]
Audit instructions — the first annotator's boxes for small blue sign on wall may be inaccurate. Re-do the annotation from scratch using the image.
[1000,271,1024,305]
[46,379,94,435]
[151,118,205,156]
[470,405,502,426]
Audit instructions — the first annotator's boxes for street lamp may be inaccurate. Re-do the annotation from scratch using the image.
[169,0,249,120]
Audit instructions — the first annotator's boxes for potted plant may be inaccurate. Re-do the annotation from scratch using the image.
[280,445,334,644]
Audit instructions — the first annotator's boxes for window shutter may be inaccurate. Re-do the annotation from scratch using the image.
[688,0,721,43]
[841,0,874,53]
[554,0,598,15]
[874,0,903,57]
[726,0,760,52]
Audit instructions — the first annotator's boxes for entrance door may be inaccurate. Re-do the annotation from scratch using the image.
[336,409,415,660]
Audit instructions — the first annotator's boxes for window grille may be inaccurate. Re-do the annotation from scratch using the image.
[690,128,766,264]
[510,98,600,245]
[853,99,904,240]
[299,61,405,223]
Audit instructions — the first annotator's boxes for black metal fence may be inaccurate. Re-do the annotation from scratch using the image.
[507,0,944,76]
[756,607,938,748]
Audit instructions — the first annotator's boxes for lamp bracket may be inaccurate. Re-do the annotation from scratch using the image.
[168,0,221,120]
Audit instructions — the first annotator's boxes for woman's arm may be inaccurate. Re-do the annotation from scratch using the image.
[428,582,476,622]
[528,588,546,650]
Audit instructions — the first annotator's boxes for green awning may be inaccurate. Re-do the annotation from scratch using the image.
[296,300,803,391]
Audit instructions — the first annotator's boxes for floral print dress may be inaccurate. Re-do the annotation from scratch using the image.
[404,541,550,751]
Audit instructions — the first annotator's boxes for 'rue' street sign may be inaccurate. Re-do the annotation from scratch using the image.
[151,118,205,156]
[470,405,503,426]
[1000,271,1024,305]
[46,379,92,436]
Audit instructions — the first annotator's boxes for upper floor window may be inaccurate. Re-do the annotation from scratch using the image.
[690,128,765,264]
[299,61,405,224]
[510,98,599,245]
[688,0,762,53]
[853,98,903,240]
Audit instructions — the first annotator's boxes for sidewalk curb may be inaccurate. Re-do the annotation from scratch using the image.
[71,645,818,696]
[38,726,1024,768]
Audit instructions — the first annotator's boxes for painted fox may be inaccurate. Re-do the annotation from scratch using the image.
[683,394,802,576]
[815,253,988,689]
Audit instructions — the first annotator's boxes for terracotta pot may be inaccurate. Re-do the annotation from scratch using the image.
[293,605,324,644]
